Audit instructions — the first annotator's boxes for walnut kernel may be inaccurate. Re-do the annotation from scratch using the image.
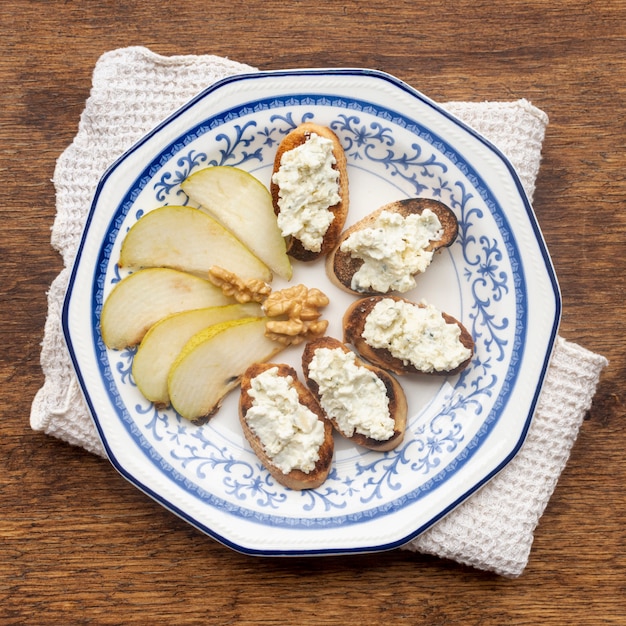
[263,284,329,345]
[208,266,271,303]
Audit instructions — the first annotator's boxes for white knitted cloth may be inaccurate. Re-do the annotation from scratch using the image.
[31,47,608,577]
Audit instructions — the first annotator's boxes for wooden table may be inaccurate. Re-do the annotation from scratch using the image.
[2,1,624,623]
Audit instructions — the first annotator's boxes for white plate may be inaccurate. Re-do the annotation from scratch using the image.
[63,68,560,555]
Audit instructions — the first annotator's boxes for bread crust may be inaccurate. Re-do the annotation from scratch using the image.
[343,295,474,376]
[326,197,458,295]
[301,336,407,452]
[239,362,334,490]
[270,122,349,262]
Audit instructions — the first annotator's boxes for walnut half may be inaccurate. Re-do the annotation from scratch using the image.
[208,266,272,303]
[263,284,329,346]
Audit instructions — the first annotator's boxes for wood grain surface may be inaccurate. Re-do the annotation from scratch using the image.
[2,1,625,624]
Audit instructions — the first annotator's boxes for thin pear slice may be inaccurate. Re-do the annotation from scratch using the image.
[132,302,262,406]
[168,316,285,422]
[100,268,233,350]
[181,166,292,281]
[119,205,271,282]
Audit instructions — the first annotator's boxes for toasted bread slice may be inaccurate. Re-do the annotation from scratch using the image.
[327,197,458,295]
[270,122,349,262]
[343,295,474,376]
[301,336,407,452]
[239,362,334,490]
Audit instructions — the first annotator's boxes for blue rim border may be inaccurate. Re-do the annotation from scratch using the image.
[62,68,561,555]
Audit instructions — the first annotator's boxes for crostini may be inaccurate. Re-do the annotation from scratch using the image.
[302,336,407,452]
[327,197,458,295]
[343,295,474,376]
[270,122,349,262]
[239,362,334,490]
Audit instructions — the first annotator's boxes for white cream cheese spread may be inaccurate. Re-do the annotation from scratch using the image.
[362,298,472,373]
[272,133,340,252]
[340,209,443,293]
[246,367,325,474]
[307,346,394,441]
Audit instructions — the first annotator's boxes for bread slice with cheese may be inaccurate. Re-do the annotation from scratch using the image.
[239,362,334,490]
[343,295,474,376]
[270,122,349,262]
[301,336,407,452]
[327,197,458,295]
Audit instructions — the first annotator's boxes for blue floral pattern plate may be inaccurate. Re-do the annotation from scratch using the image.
[63,69,560,555]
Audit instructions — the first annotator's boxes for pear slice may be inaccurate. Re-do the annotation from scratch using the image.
[119,205,271,282]
[168,316,285,422]
[181,166,292,281]
[132,302,262,406]
[100,268,233,350]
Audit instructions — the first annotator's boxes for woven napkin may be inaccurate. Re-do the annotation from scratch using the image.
[31,46,608,577]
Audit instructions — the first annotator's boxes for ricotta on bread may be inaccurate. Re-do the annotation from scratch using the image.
[271,122,349,262]
[302,337,407,452]
[239,362,334,490]
[327,197,458,295]
[343,295,474,376]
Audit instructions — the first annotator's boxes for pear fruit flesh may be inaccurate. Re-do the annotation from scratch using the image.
[119,205,271,282]
[181,166,292,281]
[100,268,233,350]
[168,317,285,423]
[132,303,262,406]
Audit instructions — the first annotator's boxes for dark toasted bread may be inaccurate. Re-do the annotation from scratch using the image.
[239,362,334,490]
[270,122,349,262]
[327,197,458,295]
[343,295,474,376]
[301,336,407,452]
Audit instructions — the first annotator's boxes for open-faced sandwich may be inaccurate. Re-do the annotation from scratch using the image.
[343,295,474,376]
[302,336,407,452]
[327,197,458,295]
[239,362,334,490]
[270,122,349,262]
